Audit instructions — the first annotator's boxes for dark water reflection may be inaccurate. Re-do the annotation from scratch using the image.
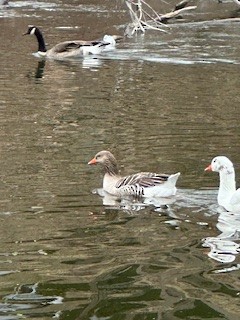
[1,0,240,319]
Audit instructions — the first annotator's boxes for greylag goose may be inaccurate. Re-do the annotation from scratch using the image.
[205,156,240,212]
[88,150,180,198]
[24,26,116,59]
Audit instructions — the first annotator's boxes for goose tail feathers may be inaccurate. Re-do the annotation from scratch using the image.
[82,35,116,56]
[168,172,181,187]
[102,35,116,46]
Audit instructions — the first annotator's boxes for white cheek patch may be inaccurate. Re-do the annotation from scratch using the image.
[30,27,36,35]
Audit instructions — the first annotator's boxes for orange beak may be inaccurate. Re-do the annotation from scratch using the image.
[88,157,97,165]
[205,164,212,172]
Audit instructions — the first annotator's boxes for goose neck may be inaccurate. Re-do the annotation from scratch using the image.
[35,28,47,53]
[103,159,119,176]
[219,170,236,194]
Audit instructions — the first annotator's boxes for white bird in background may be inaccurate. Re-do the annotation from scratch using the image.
[205,156,240,212]
[88,150,180,198]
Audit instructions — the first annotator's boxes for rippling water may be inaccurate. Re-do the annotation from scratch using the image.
[0,0,240,319]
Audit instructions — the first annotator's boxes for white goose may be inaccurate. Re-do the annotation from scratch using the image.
[88,150,180,198]
[24,26,116,59]
[205,156,240,212]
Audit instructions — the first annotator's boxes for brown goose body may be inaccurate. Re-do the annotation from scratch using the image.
[88,150,180,198]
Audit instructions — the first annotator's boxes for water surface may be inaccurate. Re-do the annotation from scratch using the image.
[0,0,240,319]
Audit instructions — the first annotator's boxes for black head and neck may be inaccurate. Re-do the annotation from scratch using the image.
[24,26,47,53]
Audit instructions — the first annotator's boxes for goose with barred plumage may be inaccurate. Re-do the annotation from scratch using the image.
[88,150,180,198]
[24,26,116,59]
[205,156,240,212]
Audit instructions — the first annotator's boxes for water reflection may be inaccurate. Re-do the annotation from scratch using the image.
[92,187,178,211]
[10,1,58,10]
[28,57,103,82]
[1,0,240,319]
[203,208,240,263]
[81,56,103,69]
[1,283,63,319]
[0,0,58,18]
[26,59,46,80]
[5,283,63,304]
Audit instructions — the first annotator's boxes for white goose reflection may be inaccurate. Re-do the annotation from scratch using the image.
[92,188,178,211]
[82,56,103,68]
[203,207,240,263]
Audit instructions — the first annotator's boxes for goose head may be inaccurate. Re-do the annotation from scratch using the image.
[88,150,116,165]
[23,25,47,54]
[24,25,38,36]
[88,151,119,175]
[205,156,234,175]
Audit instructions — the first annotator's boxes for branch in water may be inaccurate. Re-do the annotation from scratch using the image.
[124,0,197,36]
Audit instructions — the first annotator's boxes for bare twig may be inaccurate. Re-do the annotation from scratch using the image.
[124,0,197,36]
[158,6,197,23]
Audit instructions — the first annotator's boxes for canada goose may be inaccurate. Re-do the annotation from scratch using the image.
[24,25,116,59]
[88,150,180,198]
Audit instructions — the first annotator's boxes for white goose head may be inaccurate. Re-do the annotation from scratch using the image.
[205,156,234,175]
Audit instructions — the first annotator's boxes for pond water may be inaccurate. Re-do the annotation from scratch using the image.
[0,0,240,319]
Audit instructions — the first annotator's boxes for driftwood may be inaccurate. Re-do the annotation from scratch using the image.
[124,0,197,36]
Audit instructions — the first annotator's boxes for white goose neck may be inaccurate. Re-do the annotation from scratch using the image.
[218,169,236,197]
